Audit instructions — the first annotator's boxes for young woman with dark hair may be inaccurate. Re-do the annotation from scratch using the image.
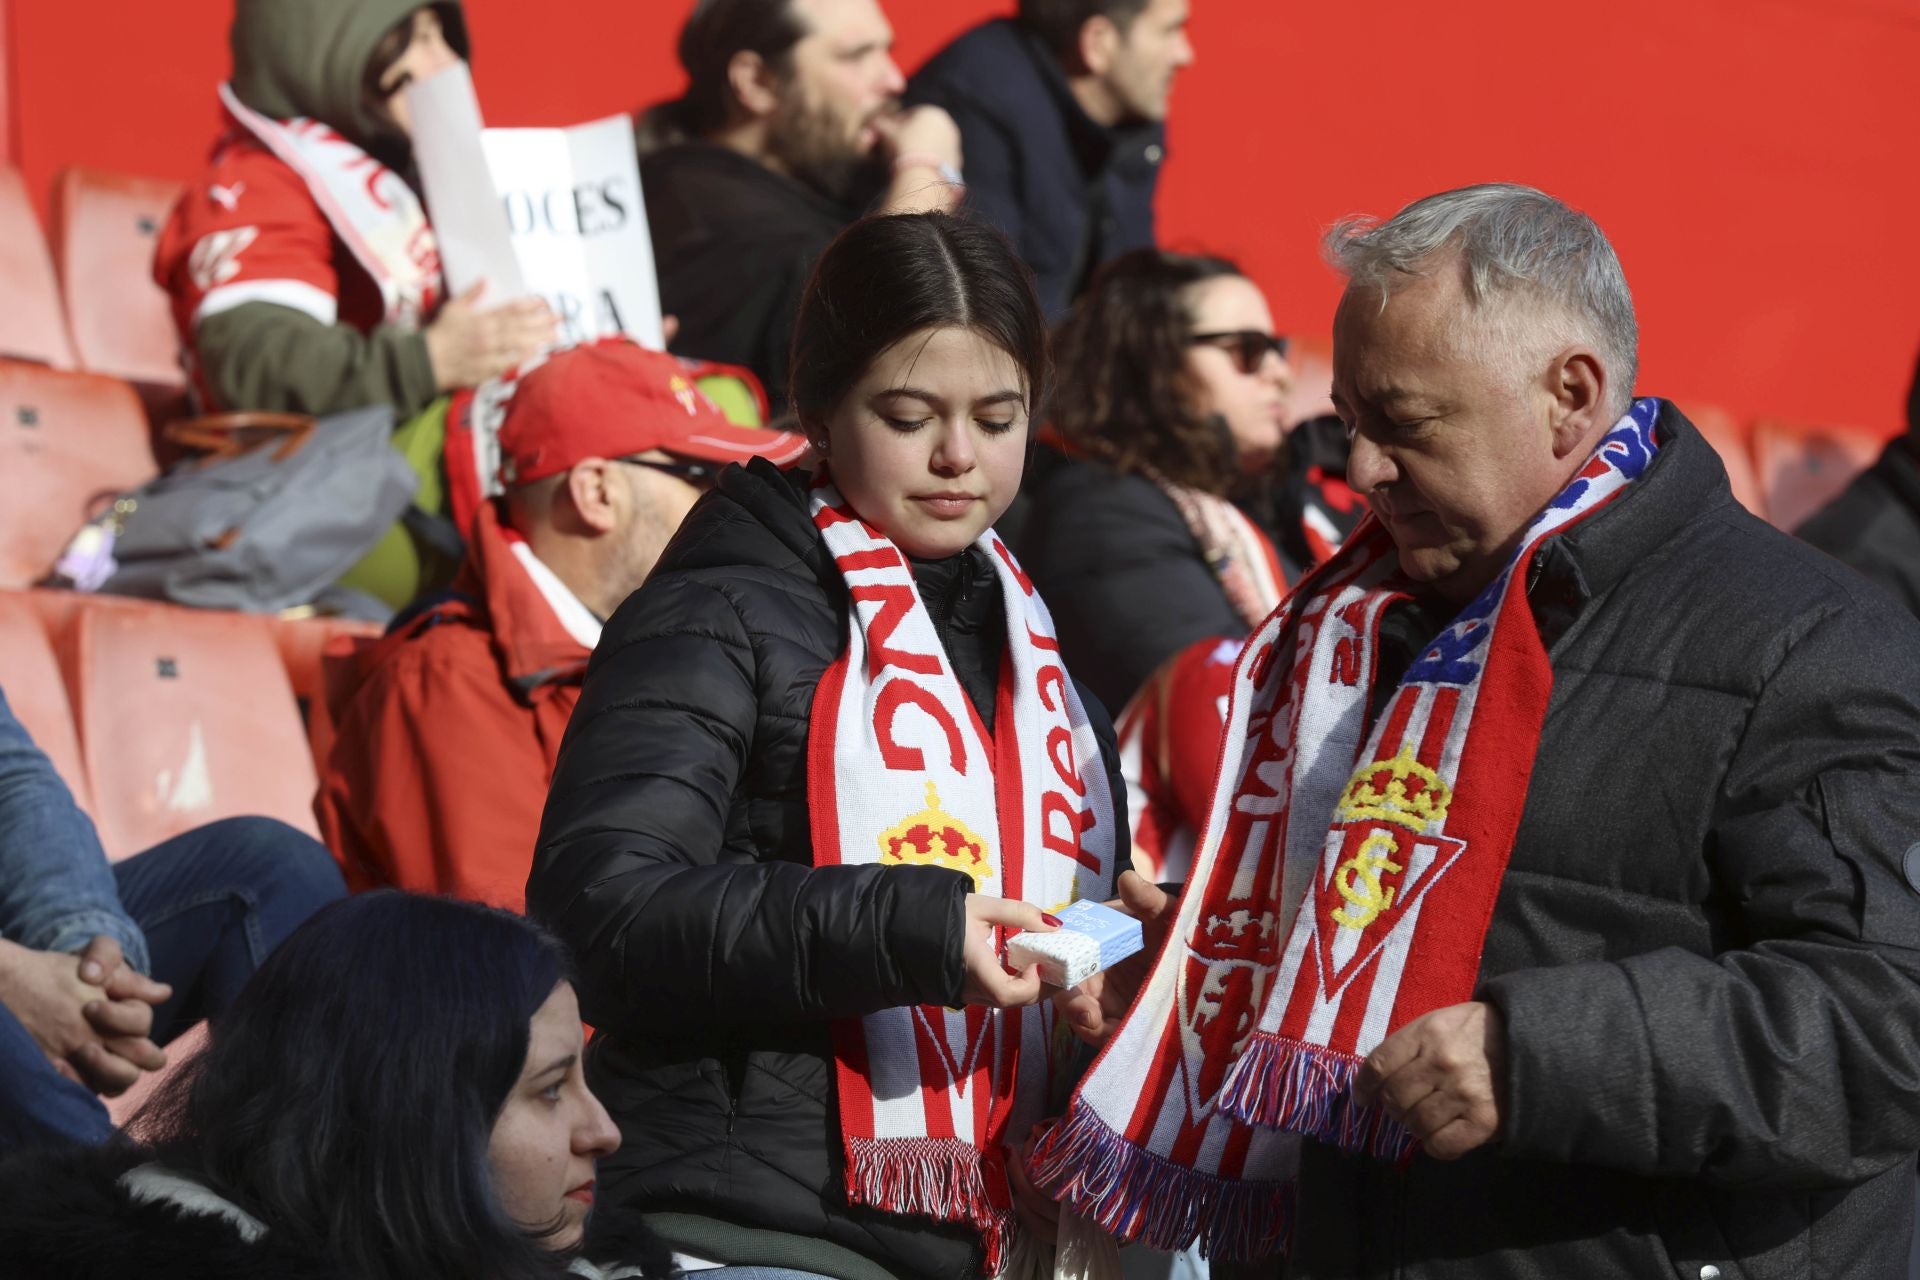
[1017,249,1304,715]
[0,893,651,1280]
[529,211,1132,1280]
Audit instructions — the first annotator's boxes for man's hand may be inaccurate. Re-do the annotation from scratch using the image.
[1354,1001,1506,1160]
[0,936,171,1096]
[877,106,964,215]
[1053,872,1176,1046]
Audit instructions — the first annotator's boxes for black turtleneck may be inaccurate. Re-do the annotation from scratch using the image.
[910,546,1007,736]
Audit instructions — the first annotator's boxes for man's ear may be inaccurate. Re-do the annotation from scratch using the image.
[565,460,622,535]
[726,49,783,121]
[1546,346,1609,460]
[1077,14,1121,78]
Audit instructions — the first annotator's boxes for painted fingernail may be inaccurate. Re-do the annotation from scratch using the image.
[1041,914,1063,928]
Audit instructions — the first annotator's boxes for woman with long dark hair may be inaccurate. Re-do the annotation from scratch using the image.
[0,893,648,1280]
[529,212,1130,1279]
[1018,249,1303,714]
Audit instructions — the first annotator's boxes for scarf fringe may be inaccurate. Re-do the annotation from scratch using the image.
[1026,1103,1291,1260]
[845,1136,1015,1272]
[1215,1032,1415,1162]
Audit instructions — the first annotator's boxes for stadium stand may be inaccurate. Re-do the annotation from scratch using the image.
[1753,417,1889,534]
[49,167,185,390]
[0,165,78,369]
[54,599,320,860]
[0,360,157,587]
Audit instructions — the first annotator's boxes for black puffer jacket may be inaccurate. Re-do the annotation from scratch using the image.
[1288,402,1920,1279]
[530,459,1128,1280]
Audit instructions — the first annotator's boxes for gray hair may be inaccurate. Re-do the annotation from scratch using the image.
[1323,183,1638,416]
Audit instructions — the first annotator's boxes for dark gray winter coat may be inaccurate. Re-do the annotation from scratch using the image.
[1288,400,1920,1280]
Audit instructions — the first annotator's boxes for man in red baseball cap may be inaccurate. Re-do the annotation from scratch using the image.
[317,339,808,908]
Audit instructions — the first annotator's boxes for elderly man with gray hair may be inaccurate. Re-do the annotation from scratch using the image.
[1035,182,1920,1279]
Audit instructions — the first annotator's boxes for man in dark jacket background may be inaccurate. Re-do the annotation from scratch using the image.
[639,0,963,410]
[1798,346,1920,618]
[908,0,1195,319]
[1059,182,1920,1277]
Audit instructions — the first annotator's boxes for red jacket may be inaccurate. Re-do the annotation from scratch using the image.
[315,504,589,909]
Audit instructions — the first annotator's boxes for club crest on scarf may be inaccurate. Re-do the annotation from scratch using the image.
[880,782,994,889]
[1030,399,1665,1261]
[804,478,1118,1273]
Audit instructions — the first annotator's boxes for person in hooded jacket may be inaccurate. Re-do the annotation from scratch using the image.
[529,212,1135,1280]
[153,0,554,417]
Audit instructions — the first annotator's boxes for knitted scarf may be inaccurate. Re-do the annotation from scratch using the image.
[1030,400,1663,1258]
[219,83,441,328]
[806,480,1119,1273]
[1154,480,1288,629]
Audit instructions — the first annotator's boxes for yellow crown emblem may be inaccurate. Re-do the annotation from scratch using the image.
[1335,745,1451,831]
[879,782,994,890]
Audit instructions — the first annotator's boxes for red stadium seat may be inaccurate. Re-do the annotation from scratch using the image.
[268,612,383,770]
[0,361,157,587]
[0,166,78,369]
[58,600,319,860]
[0,590,97,825]
[1752,418,1886,533]
[1677,402,1765,520]
[50,167,186,389]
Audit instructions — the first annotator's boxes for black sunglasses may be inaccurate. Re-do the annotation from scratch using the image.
[1192,330,1290,376]
[618,456,720,487]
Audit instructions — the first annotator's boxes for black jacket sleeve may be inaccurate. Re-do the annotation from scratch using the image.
[527,574,971,1039]
[1485,601,1920,1189]
[196,301,440,419]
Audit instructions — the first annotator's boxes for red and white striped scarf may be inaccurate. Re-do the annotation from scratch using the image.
[805,479,1119,1273]
[1031,400,1663,1258]
[219,83,442,328]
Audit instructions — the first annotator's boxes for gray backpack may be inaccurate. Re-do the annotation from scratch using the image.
[81,406,419,614]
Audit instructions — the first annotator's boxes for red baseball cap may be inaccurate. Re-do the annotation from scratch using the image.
[496,339,809,486]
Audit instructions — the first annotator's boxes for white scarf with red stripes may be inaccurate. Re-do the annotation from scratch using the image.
[1031,400,1663,1258]
[220,83,442,328]
[805,479,1118,1273]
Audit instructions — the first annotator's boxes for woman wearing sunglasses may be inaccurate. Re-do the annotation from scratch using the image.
[1018,249,1301,716]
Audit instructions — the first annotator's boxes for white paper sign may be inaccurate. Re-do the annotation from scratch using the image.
[404,63,526,302]
[481,116,665,349]
[407,65,664,348]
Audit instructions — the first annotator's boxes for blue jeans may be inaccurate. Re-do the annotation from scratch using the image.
[0,818,344,1148]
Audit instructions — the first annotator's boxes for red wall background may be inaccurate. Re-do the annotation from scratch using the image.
[10,0,1919,434]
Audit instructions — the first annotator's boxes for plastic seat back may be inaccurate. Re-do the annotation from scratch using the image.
[1677,402,1765,520]
[60,601,319,859]
[0,590,97,825]
[269,613,383,770]
[0,167,77,368]
[0,361,157,587]
[1753,419,1886,533]
[50,167,186,388]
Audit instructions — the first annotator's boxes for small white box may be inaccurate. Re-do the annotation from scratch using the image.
[1006,899,1145,988]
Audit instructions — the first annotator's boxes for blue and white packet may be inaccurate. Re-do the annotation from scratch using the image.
[1007,898,1145,988]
